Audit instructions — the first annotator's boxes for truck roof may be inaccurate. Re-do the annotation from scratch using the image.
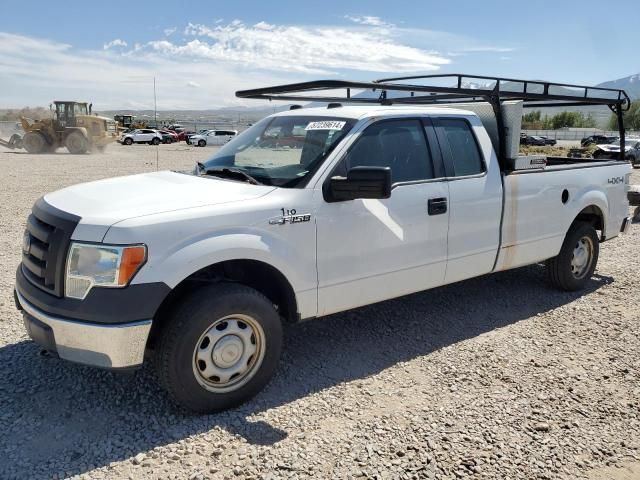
[273,105,477,120]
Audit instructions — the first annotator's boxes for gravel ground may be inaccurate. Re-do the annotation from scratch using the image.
[0,144,639,480]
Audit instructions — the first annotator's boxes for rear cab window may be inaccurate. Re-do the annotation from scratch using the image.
[434,118,485,177]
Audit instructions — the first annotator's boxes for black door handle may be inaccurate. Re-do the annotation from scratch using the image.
[428,197,447,215]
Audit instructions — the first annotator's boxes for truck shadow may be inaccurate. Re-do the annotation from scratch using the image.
[0,264,613,478]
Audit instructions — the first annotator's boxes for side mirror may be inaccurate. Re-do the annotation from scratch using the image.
[325,166,392,203]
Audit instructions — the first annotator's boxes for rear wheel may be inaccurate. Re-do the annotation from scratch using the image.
[198,139,206,147]
[546,222,599,291]
[65,131,89,154]
[22,132,47,154]
[156,283,282,413]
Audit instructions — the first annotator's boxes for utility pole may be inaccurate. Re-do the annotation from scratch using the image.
[153,77,157,127]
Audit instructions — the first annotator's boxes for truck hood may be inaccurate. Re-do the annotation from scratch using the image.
[44,170,276,240]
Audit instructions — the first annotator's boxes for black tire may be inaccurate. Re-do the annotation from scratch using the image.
[156,283,283,413]
[546,222,599,291]
[22,132,46,154]
[65,131,89,154]
[152,137,160,145]
[198,139,206,147]
[632,163,640,169]
[124,137,133,145]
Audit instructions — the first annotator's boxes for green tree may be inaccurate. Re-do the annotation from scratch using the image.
[608,101,640,130]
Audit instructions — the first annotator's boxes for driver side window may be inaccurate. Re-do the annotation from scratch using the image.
[341,119,434,183]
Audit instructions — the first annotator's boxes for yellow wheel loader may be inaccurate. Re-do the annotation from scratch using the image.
[0,101,118,154]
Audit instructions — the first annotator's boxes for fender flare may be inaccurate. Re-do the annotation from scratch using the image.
[570,189,608,237]
[135,229,314,300]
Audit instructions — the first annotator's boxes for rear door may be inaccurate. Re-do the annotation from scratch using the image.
[316,117,450,316]
[432,116,503,283]
[139,129,154,142]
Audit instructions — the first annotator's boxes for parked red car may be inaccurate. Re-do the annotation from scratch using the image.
[157,130,179,143]
[167,128,195,142]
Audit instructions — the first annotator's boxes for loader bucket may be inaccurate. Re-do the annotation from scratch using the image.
[0,133,23,150]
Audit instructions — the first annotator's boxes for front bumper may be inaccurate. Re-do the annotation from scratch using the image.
[621,215,632,234]
[16,289,151,369]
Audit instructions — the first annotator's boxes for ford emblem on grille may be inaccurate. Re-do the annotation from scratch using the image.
[22,231,30,255]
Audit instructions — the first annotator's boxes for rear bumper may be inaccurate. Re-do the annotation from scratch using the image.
[16,289,151,369]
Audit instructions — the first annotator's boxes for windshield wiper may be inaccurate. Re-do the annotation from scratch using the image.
[202,167,262,185]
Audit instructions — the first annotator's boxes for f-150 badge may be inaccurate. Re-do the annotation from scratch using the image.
[269,209,311,225]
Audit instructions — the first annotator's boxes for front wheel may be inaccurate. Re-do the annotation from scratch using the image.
[156,283,283,413]
[546,222,599,291]
[198,139,206,147]
[65,131,89,154]
[151,137,160,145]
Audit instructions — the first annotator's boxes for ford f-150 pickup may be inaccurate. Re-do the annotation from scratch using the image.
[14,75,633,412]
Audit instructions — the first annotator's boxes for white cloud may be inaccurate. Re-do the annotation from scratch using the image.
[157,20,450,74]
[0,32,293,109]
[103,38,127,50]
[0,20,515,109]
[163,27,176,36]
[344,15,392,28]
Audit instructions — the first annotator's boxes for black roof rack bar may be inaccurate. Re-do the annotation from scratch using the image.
[236,75,630,110]
[236,74,630,168]
[374,73,629,103]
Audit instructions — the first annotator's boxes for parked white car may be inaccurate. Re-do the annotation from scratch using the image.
[14,75,633,413]
[189,130,237,147]
[119,129,163,146]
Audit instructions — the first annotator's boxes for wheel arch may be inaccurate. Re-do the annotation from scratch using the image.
[145,258,299,351]
[574,203,606,240]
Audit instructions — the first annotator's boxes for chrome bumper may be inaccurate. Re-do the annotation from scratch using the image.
[16,290,151,369]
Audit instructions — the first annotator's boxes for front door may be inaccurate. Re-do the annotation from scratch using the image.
[316,118,450,316]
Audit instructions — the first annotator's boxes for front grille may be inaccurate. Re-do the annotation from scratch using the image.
[21,198,80,297]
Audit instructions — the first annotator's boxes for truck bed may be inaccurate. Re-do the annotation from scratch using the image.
[495,159,631,271]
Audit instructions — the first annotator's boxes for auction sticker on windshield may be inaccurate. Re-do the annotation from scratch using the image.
[305,121,346,131]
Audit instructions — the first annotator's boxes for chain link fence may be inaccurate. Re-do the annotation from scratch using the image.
[522,129,640,141]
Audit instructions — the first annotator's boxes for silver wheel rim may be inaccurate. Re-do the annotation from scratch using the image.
[192,314,265,393]
[570,236,594,279]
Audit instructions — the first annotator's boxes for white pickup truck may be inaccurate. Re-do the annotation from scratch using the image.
[15,75,632,412]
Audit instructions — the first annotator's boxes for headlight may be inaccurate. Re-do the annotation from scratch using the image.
[65,243,147,299]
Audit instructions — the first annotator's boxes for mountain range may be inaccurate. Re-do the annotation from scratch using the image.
[595,74,640,100]
[89,73,640,128]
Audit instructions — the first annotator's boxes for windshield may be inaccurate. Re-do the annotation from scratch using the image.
[200,115,355,187]
[74,103,88,115]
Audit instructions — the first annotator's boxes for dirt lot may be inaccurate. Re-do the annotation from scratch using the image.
[0,144,639,480]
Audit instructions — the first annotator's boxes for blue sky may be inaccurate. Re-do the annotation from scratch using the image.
[1,0,637,109]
